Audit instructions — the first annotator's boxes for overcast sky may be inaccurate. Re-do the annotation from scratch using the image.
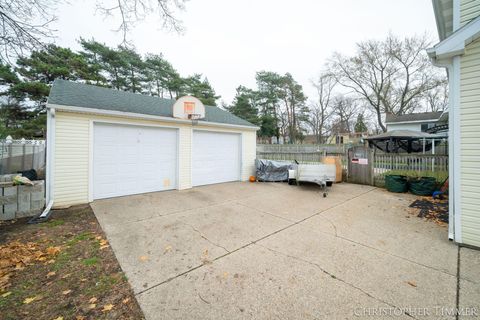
[53,0,439,104]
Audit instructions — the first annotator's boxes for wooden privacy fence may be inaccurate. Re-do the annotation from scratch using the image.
[256,150,324,163]
[372,154,449,186]
[256,144,351,168]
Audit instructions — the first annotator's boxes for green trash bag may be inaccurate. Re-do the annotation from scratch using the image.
[385,175,408,193]
[409,177,437,196]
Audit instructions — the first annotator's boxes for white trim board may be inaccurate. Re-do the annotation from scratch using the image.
[385,119,440,125]
[427,15,480,61]
[46,108,56,204]
[452,56,462,243]
[47,103,260,131]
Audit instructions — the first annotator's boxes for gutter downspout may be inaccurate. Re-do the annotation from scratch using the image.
[29,107,55,223]
[429,55,455,241]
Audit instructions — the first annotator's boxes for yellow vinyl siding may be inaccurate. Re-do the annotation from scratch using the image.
[460,38,480,247]
[460,0,480,26]
[241,130,257,180]
[53,111,256,207]
[54,114,89,207]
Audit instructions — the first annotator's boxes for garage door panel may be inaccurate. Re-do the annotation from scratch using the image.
[192,131,240,186]
[93,123,177,200]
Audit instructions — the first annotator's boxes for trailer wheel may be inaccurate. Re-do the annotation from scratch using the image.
[323,192,327,198]
[288,179,295,185]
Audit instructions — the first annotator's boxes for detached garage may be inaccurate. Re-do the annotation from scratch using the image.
[46,79,258,208]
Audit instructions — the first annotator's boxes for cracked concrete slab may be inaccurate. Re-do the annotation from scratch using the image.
[236,183,375,221]
[137,244,412,320]
[257,223,457,320]
[300,188,458,276]
[175,202,291,252]
[91,182,469,320]
[98,213,228,294]
[458,247,480,319]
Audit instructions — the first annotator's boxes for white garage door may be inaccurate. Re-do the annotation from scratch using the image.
[192,131,241,186]
[93,123,177,199]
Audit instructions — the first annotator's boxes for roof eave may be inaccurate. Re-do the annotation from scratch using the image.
[47,103,260,131]
[386,119,440,125]
[432,0,449,41]
[428,15,480,61]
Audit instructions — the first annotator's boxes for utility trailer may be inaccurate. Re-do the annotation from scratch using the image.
[288,163,336,197]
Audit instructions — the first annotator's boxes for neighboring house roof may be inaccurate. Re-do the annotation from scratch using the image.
[432,0,454,41]
[365,129,447,140]
[385,111,443,124]
[427,15,480,60]
[48,79,257,128]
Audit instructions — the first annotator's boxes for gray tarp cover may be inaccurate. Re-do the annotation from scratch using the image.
[256,159,294,182]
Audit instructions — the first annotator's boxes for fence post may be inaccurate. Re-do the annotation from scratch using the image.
[21,138,26,171]
[369,148,375,186]
[6,136,12,175]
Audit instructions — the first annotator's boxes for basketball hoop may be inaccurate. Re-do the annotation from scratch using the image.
[189,114,201,125]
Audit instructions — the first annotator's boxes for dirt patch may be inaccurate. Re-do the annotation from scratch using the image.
[0,205,144,320]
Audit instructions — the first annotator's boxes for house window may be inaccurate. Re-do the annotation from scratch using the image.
[421,124,429,132]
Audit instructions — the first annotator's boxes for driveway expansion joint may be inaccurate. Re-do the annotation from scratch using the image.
[134,187,379,296]
[255,243,418,320]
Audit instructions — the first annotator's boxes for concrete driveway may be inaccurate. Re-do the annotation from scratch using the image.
[91,182,480,320]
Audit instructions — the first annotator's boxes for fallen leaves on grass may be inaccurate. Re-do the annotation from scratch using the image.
[46,271,56,278]
[53,316,64,320]
[46,246,61,256]
[62,289,72,295]
[1,291,12,297]
[23,296,37,304]
[122,297,130,304]
[88,304,96,309]
[89,297,97,304]
[0,241,61,290]
[102,304,114,312]
[97,237,109,250]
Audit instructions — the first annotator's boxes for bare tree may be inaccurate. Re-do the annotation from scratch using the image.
[330,95,359,135]
[308,73,336,144]
[0,0,58,62]
[425,78,448,112]
[97,0,187,47]
[329,34,446,132]
[0,0,187,62]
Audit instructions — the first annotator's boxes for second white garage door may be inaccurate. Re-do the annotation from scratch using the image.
[93,123,177,199]
[192,131,241,186]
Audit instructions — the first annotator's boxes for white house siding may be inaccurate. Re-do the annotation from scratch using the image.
[460,0,480,26]
[459,38,480,247]
[52,110,257,207]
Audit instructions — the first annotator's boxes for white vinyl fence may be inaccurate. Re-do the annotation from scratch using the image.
[373,153,449,186]
[0,136,46,175]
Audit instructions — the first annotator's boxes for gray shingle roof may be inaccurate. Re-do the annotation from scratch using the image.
[48,79,257,128]
[385,111,443,123]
